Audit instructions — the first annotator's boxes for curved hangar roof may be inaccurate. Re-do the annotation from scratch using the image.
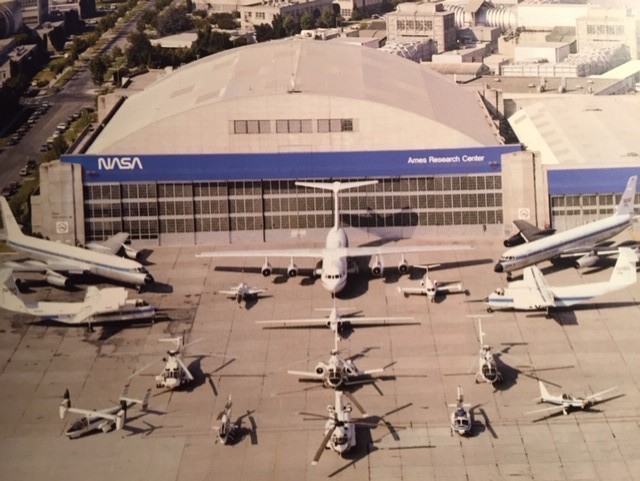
[88,39,500,154]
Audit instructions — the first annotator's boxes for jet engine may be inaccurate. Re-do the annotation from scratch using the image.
[45,271,71,288]
[122,245,141,260]
[370,256,384,277]
[287,262,298,278]
[398,258,409,273]
[315,365,326,376]
[574,253,599,269]
[261,261,272,277]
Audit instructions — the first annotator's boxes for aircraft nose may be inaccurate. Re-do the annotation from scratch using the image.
[493,263,503,273]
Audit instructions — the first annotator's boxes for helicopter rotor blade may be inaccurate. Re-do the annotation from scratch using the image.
[344,391,368,416]
[312,425,337,466]
[128,359,160,380]
[175,356,194,381]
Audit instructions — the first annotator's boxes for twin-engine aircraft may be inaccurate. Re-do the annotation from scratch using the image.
[59,386,151,439]
[0,197,154,290]
[526,380,618,418]
[397,264,466,302]
[0,268,155,328]
[197,180,471,295]
[218,282,267,306]
[486,247,637,313]
[495,175,637,276]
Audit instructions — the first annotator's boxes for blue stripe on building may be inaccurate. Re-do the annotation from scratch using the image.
[547,168,640,195]
[62,146,521,183]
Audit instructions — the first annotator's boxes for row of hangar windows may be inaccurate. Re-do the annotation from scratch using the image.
[83,175,503,241]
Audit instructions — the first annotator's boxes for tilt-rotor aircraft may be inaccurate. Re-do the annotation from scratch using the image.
[197,180,471,295]
[0,197,154,290]
[495,175,637,276]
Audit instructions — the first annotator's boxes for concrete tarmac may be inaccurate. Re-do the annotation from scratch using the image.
[1,233,639,481]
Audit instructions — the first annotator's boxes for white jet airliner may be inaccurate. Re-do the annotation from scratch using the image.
[197,180,472,294]
[495,175,638,276]
[0,197,154,289]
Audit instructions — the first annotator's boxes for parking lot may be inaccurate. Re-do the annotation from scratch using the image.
[0,232,639,481]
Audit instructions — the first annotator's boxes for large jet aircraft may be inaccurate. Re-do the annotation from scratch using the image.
[495,175,638,276]
[486,247,637,313]
[0,269,155,326]
[196,180,472,294]
[0,197,154,289]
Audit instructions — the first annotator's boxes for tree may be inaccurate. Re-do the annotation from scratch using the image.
[271,14,286,39]
[300,12,314,31]
[126,31,154,68]
[318,6,336,27]
[156,5,194,36]
[192,26,233,58]
[283,15,299,36]
[89,54,110,85]
[255,23,273,43]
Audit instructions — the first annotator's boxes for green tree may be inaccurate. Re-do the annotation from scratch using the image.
[318,6,336,27]
[255,23,273,42]
[300,11,314,30]
[283,15,299,36]
[89,54,110,85]
[126,31,154,67]
[157,5,194,36]
[271,14,286,38]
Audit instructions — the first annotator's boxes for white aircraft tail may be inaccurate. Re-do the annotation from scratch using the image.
[295,180,378,229]
[609,247,637,287]
[615,175,637,216]
[538,380,551,401]
[0,197,26,242]
[0,269,30,314]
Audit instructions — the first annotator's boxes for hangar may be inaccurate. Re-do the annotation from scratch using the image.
[33,39,521,246]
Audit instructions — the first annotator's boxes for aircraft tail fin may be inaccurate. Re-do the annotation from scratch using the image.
[0,197,26,242]
[295,180,378,229]
[538,380,551,401]
[609,247,637,286]
[615,176,637,216]
[0,268,30,314]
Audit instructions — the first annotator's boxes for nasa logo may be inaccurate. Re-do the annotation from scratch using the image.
[97,157,143,170]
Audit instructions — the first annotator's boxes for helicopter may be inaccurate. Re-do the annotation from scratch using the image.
[128,336,206,390]
[287,331,387,389]
[472,316,502,385]
[526,380,619,418]
[214,395,236,445]
[448,386,472,436]
[300,390,371,465]
[59,386,150,439]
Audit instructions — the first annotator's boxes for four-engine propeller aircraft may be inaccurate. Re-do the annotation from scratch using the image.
[218,282,267,306]
[526,380,618,418]
[288,331,387,389]
[59,386,151,439]
[495,175,638,276]
[0,268,155,329]
[397,264,466,302]
[197,180,472,295]
[486,247,637,313]
[0,197,154,290]
[256,304,417,339]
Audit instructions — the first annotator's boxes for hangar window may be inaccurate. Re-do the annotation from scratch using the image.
[426,20,433,30]
[397,20,405,29]
[276,119,312,133]
[587,24,595,34]
[317,119,354,133]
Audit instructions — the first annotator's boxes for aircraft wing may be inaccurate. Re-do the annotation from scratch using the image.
[218,289,241,296]
[522,267,555,307]
[437,282,464,293]
[52,287,130,325]
[257,316,414,327]
[513,220,555,242]
[245,287,267,295]
[197,243,472,260]
[198,248,325,259]
[86,232,130,255]
[586,386,617,402]
[344,244,472,258]
[65,407,120,422]
[397,286,428,295]
[525,405,564,416]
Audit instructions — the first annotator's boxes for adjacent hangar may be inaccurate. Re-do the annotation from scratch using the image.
[35,39,520,246]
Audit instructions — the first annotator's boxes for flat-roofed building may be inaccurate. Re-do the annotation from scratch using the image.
[386,2,456,53]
